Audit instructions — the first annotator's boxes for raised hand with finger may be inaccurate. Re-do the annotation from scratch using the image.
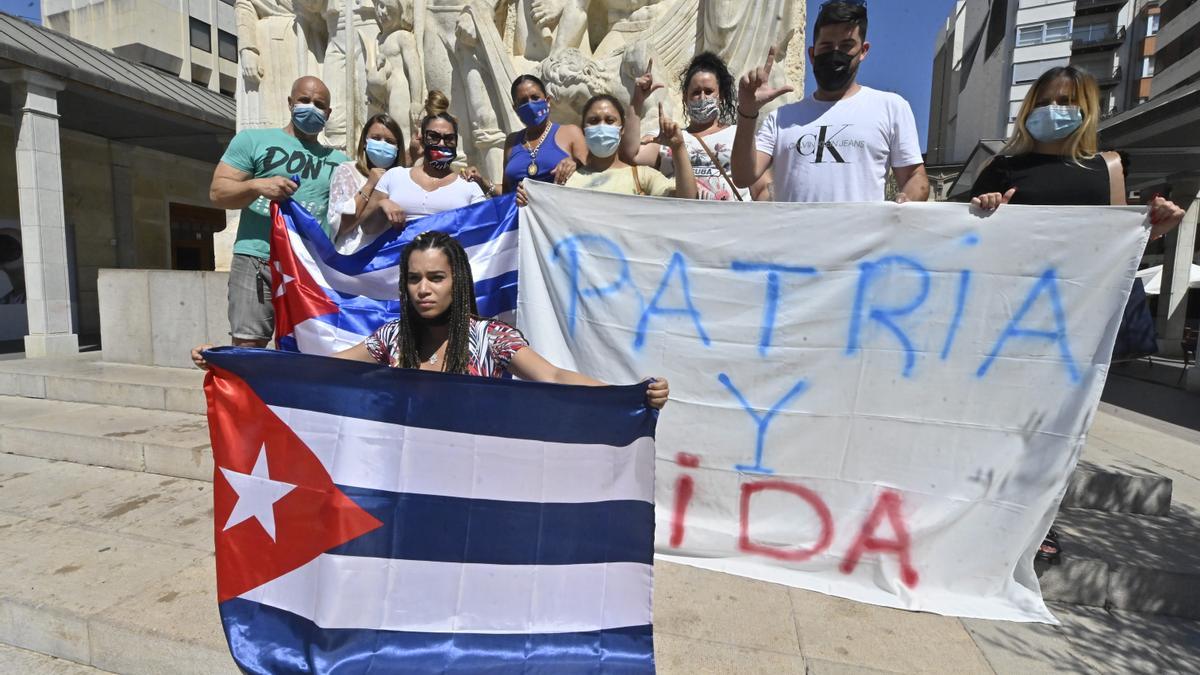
[630,58,665,117]
[654,102,683,150]
[737,46,794,119]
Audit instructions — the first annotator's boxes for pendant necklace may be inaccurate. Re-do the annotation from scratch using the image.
[524,122,551,176]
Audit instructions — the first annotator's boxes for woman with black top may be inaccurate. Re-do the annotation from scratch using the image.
[971,66,1183,233]
[971,66,1185,565]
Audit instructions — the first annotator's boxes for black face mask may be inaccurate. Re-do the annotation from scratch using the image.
[812,50,860,92]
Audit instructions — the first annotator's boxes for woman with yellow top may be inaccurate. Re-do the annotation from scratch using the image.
[564,94,698,199]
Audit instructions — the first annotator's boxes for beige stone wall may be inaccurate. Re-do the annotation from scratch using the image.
[0,116,217,337]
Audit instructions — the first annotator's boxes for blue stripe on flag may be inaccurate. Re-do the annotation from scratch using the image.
[203,347,656,446]
[328,486,653,565]
[475,269,519,319]
[220,597,655,674]
[279,194,518,277]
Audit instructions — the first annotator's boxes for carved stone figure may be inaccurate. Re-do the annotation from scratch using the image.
[234,0,306,129]
[368,0,423,137]
[234,0,805,173]
[697,0,805,113]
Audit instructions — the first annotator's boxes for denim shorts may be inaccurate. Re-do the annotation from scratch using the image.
[227,253,274,342]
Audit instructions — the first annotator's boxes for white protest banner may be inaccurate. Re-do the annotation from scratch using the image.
[517,181,1149,623]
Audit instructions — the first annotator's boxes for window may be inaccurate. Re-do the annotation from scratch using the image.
[985,0,1009,56]
[218,30,238,62]
[189,18,211,52]
[1147,14,1159,36]
[1008,100,1024,123]
[1142,56,1155,77]
[1012,57,1070,84]
[219,0,235,5]
[1016,19,1073,46]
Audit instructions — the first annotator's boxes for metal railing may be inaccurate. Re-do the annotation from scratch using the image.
[1072,24,1126,46]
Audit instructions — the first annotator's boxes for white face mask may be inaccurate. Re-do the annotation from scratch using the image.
[686,96,720,123]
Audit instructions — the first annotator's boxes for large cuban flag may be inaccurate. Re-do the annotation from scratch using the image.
[269,193,520,355]
[203,346,658,673]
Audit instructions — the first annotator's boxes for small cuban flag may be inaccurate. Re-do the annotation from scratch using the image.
[269,192,520,355]
[203,347,658,673]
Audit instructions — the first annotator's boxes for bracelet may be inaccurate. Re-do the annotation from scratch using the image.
[737,107,759,119]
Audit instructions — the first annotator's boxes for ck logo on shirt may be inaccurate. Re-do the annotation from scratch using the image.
[795,125,864,163]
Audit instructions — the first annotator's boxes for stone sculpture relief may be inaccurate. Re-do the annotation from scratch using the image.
[234,0,805,179]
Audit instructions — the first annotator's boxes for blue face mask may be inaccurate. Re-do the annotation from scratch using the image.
[291,103,327,135]
[516,99,551,127]
[584,124,621,158]
[1025,105,1083,142]
[365,138,398,168]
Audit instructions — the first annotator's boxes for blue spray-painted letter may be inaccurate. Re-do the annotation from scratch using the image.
[551,235,632,336]
[719,373,809,474]
[977,267,1081,383]
[731,262,819,356]
[634,252,711,350]
[846,255,931,377]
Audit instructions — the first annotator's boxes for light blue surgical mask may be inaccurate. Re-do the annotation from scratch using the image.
[584,124,621,158]
[1025,105,1083,142]
[365,138,398,168]
[291,103,327,135]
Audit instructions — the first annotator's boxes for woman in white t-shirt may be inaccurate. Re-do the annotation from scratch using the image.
[619,52,770,201]
[360,97,489,228]
[326,113,406,254]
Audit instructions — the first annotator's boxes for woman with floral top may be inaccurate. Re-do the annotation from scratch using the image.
[192,231,670,409]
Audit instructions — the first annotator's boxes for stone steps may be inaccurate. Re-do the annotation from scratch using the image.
[0,354,205,415]
[0,643,116,674]
[0,455,235,675]
[0,396,212,481]
[1038,507,1200,621]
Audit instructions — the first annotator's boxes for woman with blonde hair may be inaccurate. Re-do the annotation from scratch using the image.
[972,66,1182,235]
[972,66,1185,565]
[326,113,406,253]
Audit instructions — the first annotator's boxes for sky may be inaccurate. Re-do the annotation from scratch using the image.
[0,0,38,23]
[2,0,957,151]
[804,0,961,152]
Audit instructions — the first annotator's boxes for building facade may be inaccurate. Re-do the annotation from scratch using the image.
[927,0,1171,166]
[1151,0,1200,96]
[0,13,234,353]
[41,0,238,97]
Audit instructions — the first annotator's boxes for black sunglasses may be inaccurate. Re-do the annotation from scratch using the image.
[422,131,457,146]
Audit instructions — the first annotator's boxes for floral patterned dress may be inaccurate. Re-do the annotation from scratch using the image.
[364,317,528,377]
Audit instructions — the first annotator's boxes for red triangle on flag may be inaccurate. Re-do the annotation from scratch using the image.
[269,201,340,342]
[206,366,382,601]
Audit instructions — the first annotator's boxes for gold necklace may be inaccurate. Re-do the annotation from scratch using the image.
[524,122,552,176]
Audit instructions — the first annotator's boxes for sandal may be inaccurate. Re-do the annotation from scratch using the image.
[1036,528,1062,565]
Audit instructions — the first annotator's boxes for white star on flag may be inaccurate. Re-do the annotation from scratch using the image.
[220,445,297,541]
[274,261,295,298]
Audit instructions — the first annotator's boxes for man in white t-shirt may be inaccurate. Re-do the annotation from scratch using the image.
[731,0,929,203]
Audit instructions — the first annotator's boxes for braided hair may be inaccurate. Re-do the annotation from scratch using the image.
[395,231,477,374]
